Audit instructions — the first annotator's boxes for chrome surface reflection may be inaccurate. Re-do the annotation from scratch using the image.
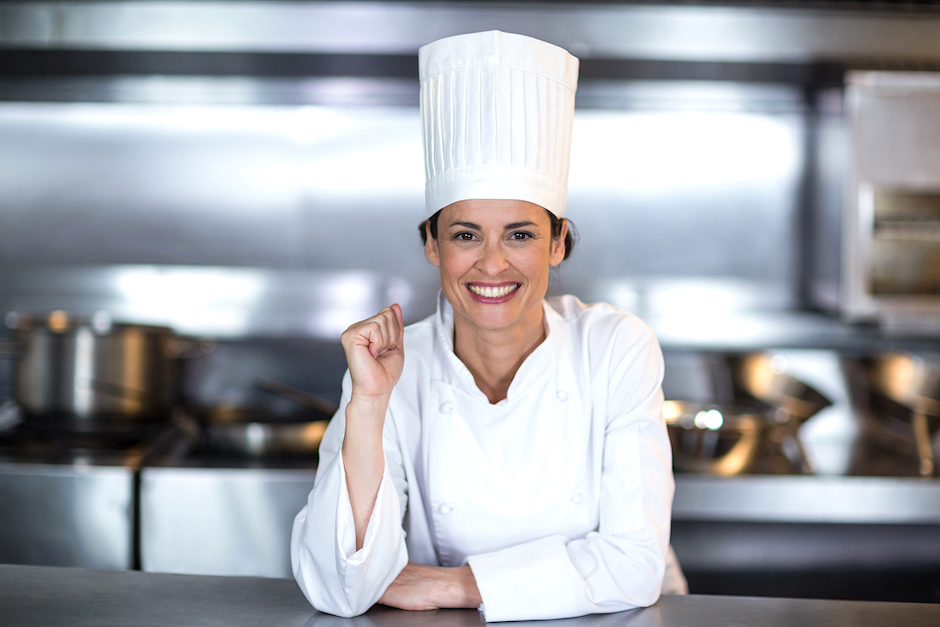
[0,465,133,569]
[140,466,315,577]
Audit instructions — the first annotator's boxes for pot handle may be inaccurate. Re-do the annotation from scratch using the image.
[912,410,936,477]
[77,378,155,405]
[163,336,216,359]
[255,378,339,416]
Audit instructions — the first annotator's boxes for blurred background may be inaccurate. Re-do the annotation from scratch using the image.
[1,0,940,604]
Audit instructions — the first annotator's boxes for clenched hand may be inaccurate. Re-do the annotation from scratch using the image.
[341,304,405,400]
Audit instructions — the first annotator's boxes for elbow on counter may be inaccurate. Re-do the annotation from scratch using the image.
[290,506,370,619]
[290,501,408,619]
[639,544,668,607]
[604,541,668,612]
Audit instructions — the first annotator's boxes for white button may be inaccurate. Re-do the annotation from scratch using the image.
[440,403,453,414]
[439,504,453,515]
[556,390,568,402]
[571,493,583,505]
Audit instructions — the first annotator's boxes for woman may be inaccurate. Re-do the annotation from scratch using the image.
[291,31,684,622]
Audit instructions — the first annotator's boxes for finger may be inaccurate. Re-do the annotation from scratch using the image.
[390,303,404,344]
[373,307,402,358]
[367,318,391,358]
[343,307,399,357]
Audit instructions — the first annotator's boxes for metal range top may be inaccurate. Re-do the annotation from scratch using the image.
[0,419,180,468]
[150,425,318,470]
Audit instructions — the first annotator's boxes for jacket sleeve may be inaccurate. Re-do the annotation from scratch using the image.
[290,371,410,617]
[466,322,673,622]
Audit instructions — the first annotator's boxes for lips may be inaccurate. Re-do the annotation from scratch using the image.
[467,283,520,298]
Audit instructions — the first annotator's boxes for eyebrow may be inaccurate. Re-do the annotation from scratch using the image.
[448,221,538,230]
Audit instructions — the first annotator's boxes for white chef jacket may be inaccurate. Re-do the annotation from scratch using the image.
[291,293,679,622]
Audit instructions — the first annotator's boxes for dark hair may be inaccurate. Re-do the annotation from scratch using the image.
[418,208,577,260]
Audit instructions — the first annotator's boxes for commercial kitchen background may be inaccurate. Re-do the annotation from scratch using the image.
[1,0,939,603]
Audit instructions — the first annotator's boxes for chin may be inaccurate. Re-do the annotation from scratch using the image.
[462,301,538,332]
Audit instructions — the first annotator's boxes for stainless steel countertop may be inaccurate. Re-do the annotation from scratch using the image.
[2,564,939,627]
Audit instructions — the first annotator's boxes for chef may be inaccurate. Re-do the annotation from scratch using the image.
[291,30,686,622]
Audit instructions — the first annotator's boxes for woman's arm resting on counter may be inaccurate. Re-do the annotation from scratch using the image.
[465,325,673,622]
[378,562,482,611]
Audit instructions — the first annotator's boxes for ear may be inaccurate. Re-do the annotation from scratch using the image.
[549,218,568,267]
[424,222,441,267]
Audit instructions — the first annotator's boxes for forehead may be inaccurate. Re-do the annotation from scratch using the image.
[440,199,549,227]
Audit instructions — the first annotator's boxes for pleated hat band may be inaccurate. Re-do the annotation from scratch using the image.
[419,31,579,218]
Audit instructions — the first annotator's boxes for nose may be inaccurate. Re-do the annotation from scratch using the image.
[478,240,510,276]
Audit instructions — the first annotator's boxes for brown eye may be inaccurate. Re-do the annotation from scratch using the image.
[510,231,533,241]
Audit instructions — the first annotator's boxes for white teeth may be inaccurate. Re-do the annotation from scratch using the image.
[469,284,519,298]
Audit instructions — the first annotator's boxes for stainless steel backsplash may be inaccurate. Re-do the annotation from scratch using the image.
[0,81,821,340]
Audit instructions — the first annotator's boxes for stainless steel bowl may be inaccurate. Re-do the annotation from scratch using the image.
[663,400,768,476]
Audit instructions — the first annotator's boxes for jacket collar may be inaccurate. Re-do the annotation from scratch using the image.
[434,291,559,404]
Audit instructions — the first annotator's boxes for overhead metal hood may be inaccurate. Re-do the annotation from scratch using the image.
[2,1,940,64]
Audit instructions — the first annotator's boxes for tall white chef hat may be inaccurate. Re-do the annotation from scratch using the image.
[418,31,579,218]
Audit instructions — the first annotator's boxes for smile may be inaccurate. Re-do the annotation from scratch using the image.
[467,283,520,298]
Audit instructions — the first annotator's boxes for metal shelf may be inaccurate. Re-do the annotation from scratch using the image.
[674,474,940,523]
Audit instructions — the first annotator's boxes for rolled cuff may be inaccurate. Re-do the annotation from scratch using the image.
[292,450,407,618]
[466,536,593,622]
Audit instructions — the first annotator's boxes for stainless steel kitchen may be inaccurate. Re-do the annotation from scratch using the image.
[2,1,940,625]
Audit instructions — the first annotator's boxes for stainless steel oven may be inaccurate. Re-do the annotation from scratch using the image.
[842,71,940,331]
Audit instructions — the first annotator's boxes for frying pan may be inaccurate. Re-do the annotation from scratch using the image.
[182,380,338,457]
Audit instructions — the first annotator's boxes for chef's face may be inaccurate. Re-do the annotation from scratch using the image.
[425,199,567,335]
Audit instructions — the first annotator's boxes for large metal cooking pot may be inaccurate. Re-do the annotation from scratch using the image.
[7,311,198,424]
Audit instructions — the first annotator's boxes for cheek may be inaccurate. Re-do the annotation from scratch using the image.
[438,246,474,278]
[512,249,552,281]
